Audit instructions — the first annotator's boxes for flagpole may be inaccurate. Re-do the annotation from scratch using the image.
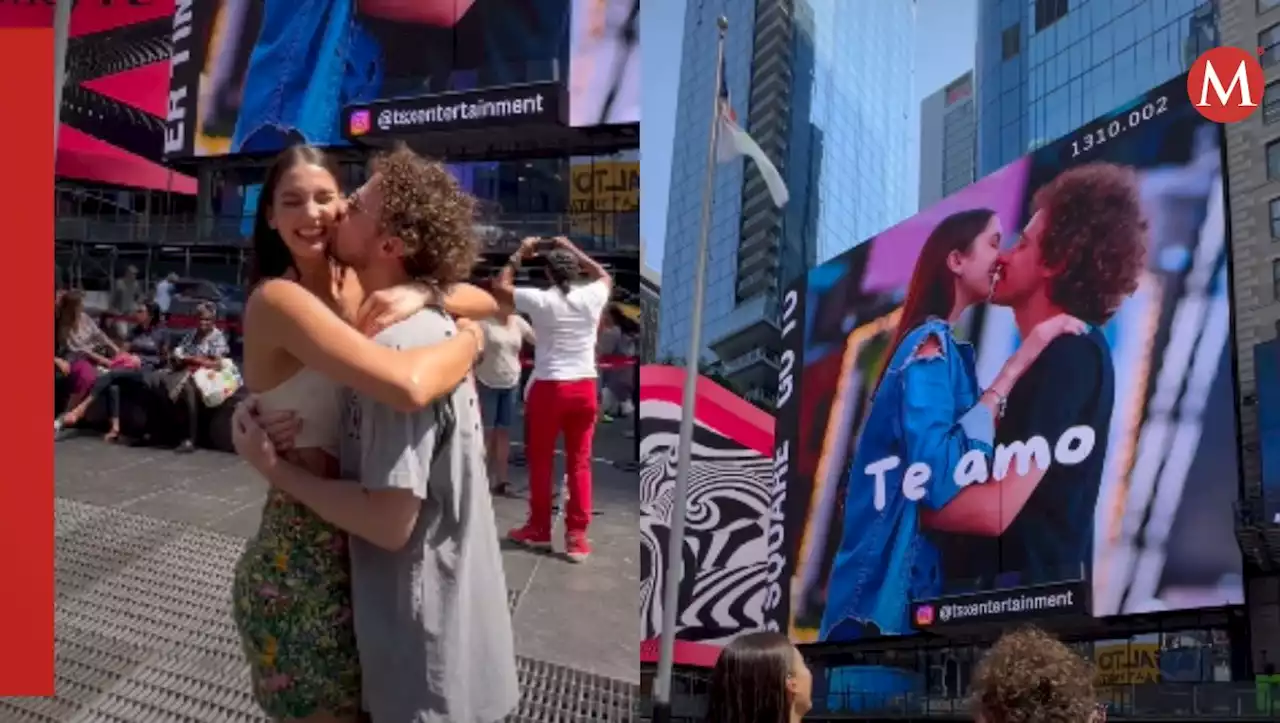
[652,15,728,723]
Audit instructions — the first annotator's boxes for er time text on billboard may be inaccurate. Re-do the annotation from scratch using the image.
[768,72,1243,647]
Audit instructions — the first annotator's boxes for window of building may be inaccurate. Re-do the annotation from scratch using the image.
[1263,23,1280,69]
[1034,0,1068,33]
[1267,82,1280,125]
[1263,0,1280,13]
[1273,259,1280,301]
[1271,199,1280,239]
[1269,140,1280,180]
[1001,24,1020,60]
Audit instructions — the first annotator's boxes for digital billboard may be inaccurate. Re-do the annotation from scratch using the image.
[568,0,638,127]
[1255,338,1280,524]
[769,72,1243,652]
[639,365,775,665]
[1,1,195,193]
[167,0,598,158]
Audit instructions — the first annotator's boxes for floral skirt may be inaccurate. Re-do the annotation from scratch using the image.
[232,492,361,719]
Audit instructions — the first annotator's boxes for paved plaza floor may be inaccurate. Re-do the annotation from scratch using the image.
[11,419,639,722]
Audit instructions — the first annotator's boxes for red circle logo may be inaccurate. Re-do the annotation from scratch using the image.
[1187,47,1265,123]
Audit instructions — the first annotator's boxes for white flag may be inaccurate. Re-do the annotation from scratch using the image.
[713,58,789,208]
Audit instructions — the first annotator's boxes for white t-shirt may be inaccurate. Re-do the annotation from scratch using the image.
[514,279,610,382]
[475,316,533,390]
[154,280,174,312]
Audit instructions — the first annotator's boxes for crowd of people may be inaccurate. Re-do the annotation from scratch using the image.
[53,288,235,451]
[704,627,1105,723]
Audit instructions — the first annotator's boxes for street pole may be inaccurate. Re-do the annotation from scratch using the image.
[651,15,728,723]
[53,0,73,158]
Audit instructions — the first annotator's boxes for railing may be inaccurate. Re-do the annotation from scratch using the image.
[720,347,780,376]
[814,682,1280,719]
[55,212,641,253]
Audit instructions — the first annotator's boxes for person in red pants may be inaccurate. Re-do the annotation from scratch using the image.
[494,235,611,562]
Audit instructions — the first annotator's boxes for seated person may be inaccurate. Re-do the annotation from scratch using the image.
[126,302,168,369]
[162,302,231,454]
[55,290,126,433]
[57,303,169,442]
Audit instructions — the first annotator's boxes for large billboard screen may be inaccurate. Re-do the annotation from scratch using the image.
[639,365,774,666]
[771,73,1243,648]
[167,0,580,158]
[568,0,638,126]
[1256,339,1280,524]
[2,2,195,192]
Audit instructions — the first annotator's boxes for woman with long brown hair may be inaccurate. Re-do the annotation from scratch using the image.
[704,631,813,723]
[54,290,126,432]
[819,209,1084,644]
[227,144,496,723]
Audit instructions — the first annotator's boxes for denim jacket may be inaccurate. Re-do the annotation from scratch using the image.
[232,0,384,153]
[818,318,995,641]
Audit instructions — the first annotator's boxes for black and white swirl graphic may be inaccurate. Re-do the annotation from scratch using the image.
[639,395,773,645]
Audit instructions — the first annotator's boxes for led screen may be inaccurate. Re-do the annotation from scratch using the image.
[639,364,776,659]
[568,0,638,126]
[767,72,1243,663]
[166,0,579,157]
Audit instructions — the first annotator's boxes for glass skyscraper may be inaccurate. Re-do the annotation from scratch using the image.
[658,0,918,401]
[976,0,1217,177]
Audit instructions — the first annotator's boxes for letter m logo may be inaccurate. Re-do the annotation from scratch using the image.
[1188,47,1264,123]
[1197,59,1256,108]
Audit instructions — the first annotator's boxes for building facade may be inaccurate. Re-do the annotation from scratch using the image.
[1218,0,1280,668]
[640,254,661,364]
[975,0,1218,177]
[918,71,978,210]
[658,0,918,400]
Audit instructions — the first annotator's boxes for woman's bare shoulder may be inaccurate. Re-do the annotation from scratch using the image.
[247,277,318,314]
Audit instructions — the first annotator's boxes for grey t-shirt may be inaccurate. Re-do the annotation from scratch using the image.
[339,309,519,723]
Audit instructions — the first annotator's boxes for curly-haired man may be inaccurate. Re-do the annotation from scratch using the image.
[315,145,520,722]
[971,628,1099,723]
[935,162,1148,590]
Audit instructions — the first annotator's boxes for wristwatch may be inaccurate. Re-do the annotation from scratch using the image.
[507,253,523,269]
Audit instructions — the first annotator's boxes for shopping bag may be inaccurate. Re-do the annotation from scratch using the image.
[191,360,243,408]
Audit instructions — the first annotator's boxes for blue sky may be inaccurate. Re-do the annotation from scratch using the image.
[641,0,978,272]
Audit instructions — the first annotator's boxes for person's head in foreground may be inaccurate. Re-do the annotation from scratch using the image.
[971,627,1098,723]
[251,144,343,283]
[332,144,478,288]
[704,631,813,723]
[992,162,1148,325]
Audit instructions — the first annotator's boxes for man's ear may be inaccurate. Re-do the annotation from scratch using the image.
[382,235,406,258]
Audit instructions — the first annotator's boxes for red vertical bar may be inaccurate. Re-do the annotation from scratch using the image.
[0,26,56,696]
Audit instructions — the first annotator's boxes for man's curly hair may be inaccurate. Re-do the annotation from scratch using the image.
[971,628,1096,723]
[370,145,478,286]
[1032,162,1148,325]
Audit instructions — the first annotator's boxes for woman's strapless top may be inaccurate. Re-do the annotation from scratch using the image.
[255,368,342,456]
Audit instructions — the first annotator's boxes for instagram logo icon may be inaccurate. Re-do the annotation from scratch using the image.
[914,604,935,627]
[349,110,371,137]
